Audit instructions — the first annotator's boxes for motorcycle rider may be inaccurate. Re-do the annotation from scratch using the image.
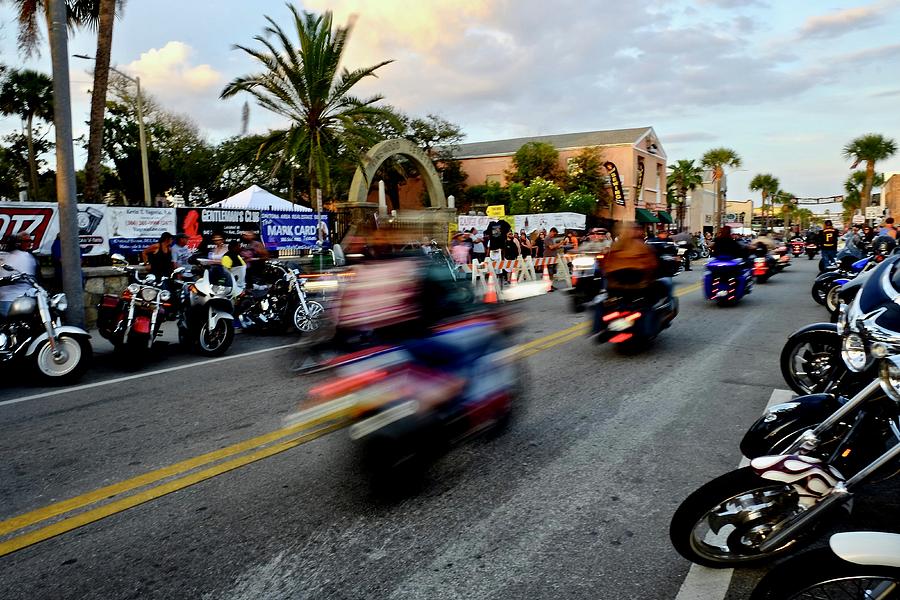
[671,229,694,271]
[604,222,672,301]
[711,225,748,259]
[818,219,839,269]
[0,232,38,317]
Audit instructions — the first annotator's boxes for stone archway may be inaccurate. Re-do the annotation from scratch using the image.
[347,138,447,208]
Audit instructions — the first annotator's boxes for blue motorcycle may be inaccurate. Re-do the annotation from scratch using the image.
[703,257,753,306]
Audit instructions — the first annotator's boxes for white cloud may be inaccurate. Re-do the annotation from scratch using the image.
[797,3,885,39]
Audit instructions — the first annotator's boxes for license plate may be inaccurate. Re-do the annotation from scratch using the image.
[609,318,631,332]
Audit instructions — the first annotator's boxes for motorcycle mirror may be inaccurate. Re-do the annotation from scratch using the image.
[144,274,157,285]
[172,267,185,276]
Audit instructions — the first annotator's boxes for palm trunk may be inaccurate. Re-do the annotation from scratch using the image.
[83,0,116,203]
[861,160,876,209]
[26,113,39,199]
[712,176,721,232]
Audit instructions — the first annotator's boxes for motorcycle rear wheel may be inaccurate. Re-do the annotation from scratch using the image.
[749,547,900,600]
[780,329,842,395]
[33,335,91,384]
[670,467,805,568]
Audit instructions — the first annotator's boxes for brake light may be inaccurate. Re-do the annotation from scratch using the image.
[609,333,633,343]
[624,312,642,322]
[602,311,622,322]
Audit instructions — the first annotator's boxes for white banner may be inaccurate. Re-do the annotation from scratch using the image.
[0,202,60,255]
[76,204,109,256]
[107,207,176,238]
[514,212,586,234]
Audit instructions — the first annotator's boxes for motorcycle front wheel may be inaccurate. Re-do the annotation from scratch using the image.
[749,547,900,600]
[34,335,92,384]
[825,285,843,314]
[196,319,234,356]
[670,467,806,568]
[292,301,324,333]
[780,329,842,395]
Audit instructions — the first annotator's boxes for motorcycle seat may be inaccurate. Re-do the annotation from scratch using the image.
[406,323,497,367]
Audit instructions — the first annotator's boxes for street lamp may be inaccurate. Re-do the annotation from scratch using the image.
[74,54,151,206]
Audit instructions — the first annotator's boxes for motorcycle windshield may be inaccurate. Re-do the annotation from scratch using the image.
[858,256,900,313]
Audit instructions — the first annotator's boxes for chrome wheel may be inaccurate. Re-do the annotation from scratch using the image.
[786,576,900,599]
[35,336,85,379]
[198,319,233,354]
[293,301,324,333]
[825,285,842,314]
[787,338,839,394]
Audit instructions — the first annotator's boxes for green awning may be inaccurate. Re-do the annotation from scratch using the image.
[657,211,674,224]
[635,208,659,223]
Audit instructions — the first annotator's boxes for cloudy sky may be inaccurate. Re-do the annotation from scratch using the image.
[2,0,900,205]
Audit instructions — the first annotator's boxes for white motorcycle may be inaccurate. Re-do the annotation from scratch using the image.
[751,531,900,599]
[177,261,240,356]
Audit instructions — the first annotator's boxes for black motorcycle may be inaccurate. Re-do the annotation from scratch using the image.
[0,266,92,383]
[670,255,900,568]
[236,260,324,334]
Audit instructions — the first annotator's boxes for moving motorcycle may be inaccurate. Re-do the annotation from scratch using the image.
[236,260,325,334]
[0,265,91,383]
[97,255,178,353]
[704,256,753,306]
[670,256,900,568]
[805,241,818,260]
[750,531,900,599]
[178,261,238,356]
[752,243,778,283]
[790,239,805,258]
[300,313,523,479]
[591,268,678,350]
[567,242,608,313]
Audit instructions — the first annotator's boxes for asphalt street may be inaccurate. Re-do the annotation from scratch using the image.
[2,256,891,600]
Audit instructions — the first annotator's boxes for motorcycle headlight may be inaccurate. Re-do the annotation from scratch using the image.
[841,332,869,372]
[836,304,848,336]
[211,285,231,296]
[572,256,596,269]
[50,292,68,312]
[127,283,141,294]
[159,290,171,302]
[140,287,159,302]
[879,356,900,402]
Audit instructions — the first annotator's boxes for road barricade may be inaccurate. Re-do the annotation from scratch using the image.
[465,255,571,302]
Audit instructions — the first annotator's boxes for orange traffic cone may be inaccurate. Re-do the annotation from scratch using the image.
[542,261,552,292]
[484,270,498,303]
[509,265,518,287]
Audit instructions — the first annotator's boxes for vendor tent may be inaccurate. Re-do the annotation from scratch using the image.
[209,185,311,211]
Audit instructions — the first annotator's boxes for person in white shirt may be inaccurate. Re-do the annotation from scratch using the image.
[0,232,38,317]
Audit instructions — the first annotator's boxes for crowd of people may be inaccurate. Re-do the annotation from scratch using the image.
[450,225,614,267]
[139,230,270,283]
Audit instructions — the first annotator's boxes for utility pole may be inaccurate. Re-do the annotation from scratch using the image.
[48,0,85,326]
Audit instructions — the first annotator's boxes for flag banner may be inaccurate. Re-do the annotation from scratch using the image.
[260,211,329,250]
[794,195,844,204]
[605,162,626,206]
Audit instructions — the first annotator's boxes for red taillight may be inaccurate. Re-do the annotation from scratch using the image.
[609,333,633,344]
[602,311,621,322]
[876,255,885,262]
[624,312,641,322]
[121,290,132,300]
[133,315,151,334]
[308,369,391,401]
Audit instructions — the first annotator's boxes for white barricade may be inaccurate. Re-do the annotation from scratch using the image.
[467,254,571,302]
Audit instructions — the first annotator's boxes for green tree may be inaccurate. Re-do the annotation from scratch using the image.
[700,147,742,230]
[667,159,704,231]
[772,190,796,234]
[221,6,395,202]
[561,190,597,215]
[565,146,605,193]
[749,173,779,233]
[520,177,564,213]
[0,68,54,199]
[842,134,897,211]
[506,141,561,185]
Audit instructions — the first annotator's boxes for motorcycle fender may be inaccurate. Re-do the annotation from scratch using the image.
[829,532,900,568]
[739,393,842,459]
[750,454,843,507]
[834,278,850,286]
[24,326,92,357]
[133,315,152,334]
[786,322,837,339]
[208,308,234,331]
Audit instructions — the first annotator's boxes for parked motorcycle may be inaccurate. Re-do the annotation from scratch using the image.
[236,260,325,334]
[750,531,900,599]
[704,257,753,306]
[811,255,870,306]
[300,313,523,479]
[670,256,900,568]
[0,265,91,383]
[97,255,179,353]
[177,261,238,356]
[591,269,678,349]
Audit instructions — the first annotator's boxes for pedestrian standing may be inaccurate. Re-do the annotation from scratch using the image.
[534,230,545,258]
[518,229,533,258]
[879,217,898,239]
[818,219,838,269]
[542,227,564,292]
[470,228,485,263]
[172,233,192,268]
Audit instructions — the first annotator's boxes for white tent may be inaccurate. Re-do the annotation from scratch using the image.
[209,185,311,211]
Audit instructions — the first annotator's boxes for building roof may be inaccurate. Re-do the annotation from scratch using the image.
[452,127,655,159]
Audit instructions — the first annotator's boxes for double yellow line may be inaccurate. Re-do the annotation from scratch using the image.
[0,280,703,557]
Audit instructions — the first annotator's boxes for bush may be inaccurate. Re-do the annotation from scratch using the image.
[521,177,565,213]
[562,190,597,215]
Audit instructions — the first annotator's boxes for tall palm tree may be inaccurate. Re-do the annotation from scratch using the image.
[773,190,795,235]
[749,173,779,233]
[0,68,54,199]
[667,159,704,231]
[6,0,95,57]
[843,134,897,211]
[843,170,885,212]
[701,147,742,231]
[221,6,395,202]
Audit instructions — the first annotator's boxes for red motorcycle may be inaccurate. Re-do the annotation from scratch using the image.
[790,239,805,257]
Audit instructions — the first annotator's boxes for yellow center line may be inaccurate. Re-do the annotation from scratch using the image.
[0,280,705,555]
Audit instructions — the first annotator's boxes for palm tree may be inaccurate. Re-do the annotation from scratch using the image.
[843,134,897,210]
[773,190,795,235]
[221,6,396,202]
[844,170,885,212]
[795,208,814,230]
[749,173,779,233]
[6,0,96,57]
[0,68,54,199]
[667,159,704,231]
[701,147,742,231]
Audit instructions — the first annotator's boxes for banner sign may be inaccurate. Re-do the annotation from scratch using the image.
[108,207,176,257]
[259,211,329,251]
[0,202,59,255]
[76,204,109,256]
[515,212,586,233]
[635,160,645,193]
[794,195,844,205]
[177,207,260,250]
[458,215,514,235]
[605,162,626,206]
[486,205,505,217]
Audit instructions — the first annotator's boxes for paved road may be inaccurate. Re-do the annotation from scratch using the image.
[1,257,884,599]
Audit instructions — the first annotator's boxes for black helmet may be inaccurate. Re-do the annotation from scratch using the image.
[871,235,897,256]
